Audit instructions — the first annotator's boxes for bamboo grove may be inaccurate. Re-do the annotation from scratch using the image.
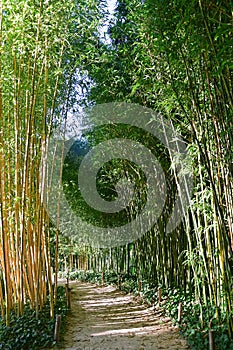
[0,0,103,325]
[0,0,233,341]
[60,0,233,337]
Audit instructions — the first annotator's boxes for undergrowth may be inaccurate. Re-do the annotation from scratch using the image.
[0,285,69,350]
[61,269,233,350]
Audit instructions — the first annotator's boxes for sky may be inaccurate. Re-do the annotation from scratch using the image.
[107,0,117,14]
[98,0,117,43]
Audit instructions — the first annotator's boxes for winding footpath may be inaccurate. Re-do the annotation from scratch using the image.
[60,281,190,350]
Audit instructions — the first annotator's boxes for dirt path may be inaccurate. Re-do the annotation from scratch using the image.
[60,281,190,350]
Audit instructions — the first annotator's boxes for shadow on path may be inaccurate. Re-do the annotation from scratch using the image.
[60,281,190,350]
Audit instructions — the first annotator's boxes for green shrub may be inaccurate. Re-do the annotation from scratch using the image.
[0,286,69,350]
[161,287,233,350]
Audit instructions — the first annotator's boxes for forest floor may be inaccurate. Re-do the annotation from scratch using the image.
[58,281,190,350]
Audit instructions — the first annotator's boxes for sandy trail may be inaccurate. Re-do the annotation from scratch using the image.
[60,281,190,350]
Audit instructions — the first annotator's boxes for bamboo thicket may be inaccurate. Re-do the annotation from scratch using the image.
[60,0,233,337]
[0,0,102,325]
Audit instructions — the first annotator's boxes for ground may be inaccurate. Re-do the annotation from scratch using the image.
[58,281,190,350]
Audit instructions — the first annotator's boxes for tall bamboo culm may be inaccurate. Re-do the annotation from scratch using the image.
[0,0,97,325]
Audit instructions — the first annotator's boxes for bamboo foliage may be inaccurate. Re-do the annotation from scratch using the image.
[60,0,233,337]
[135,0,233,333]
[0,0,102,325]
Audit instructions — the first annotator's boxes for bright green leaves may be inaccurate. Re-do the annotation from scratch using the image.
[77,0,233,340]
[0,0,105,329]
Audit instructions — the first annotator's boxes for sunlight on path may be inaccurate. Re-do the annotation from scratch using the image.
[61,282,190,350]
